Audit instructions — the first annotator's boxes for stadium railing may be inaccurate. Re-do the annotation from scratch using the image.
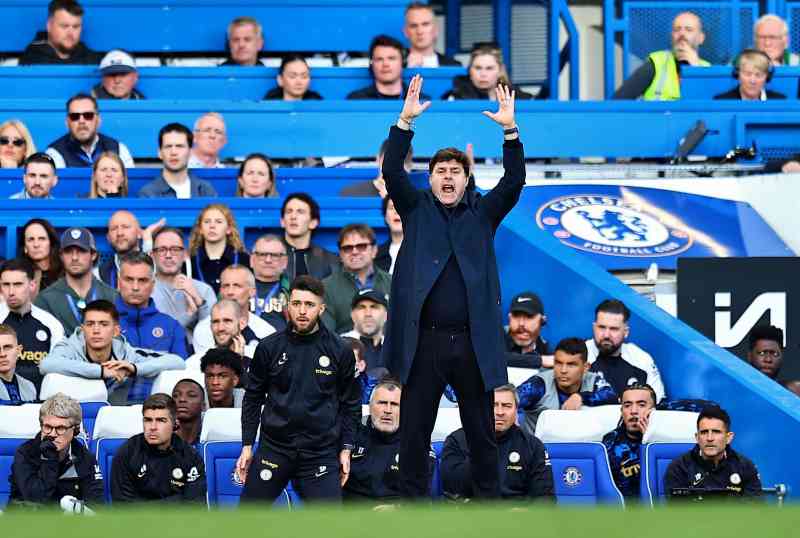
[681,65,800,99]
[0,0,407,55]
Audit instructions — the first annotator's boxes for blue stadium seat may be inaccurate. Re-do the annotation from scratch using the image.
[0,404,42,509]
[430,441,444,499]
[0,438,28,509]
[80,402,110,441]
[641,442,694,506]
[90,405,143,502]
[544,442,625,506]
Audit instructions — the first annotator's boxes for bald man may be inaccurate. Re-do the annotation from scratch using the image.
[100,210,164,288]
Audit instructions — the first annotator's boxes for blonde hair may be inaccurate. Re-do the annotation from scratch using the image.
[754,14,788,37]
[189,203,246,255]
[89,151,129,198]
[0,119,37,164]
[469,46,510,87]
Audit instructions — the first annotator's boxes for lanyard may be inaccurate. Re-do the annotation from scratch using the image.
[195,250,238,284]
[66,286,98,324]
[254,282,280,316]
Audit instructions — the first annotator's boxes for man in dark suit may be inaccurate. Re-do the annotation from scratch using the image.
[382,75,525,499]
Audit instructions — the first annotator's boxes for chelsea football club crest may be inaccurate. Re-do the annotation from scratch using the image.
[561,466,583,487]
[536,194,693,258]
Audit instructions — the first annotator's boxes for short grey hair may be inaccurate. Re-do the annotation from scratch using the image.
[221,264,256,289]
[253,234,287,253]
[754,14,788,36]
[193,111,226,132]
[227,16,263,41]
[369,378,402,405]
[39,393,82,425]
[212,298,243,320]
[119,250,156,280]
[494,383,519,406]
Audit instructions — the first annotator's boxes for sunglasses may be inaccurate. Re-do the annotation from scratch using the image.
[0,136,25,147]
[340,242,373,254]
[68,112,96,122]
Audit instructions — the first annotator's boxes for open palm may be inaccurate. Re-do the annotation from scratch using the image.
[399,74,431,121]
[482,84,516,128]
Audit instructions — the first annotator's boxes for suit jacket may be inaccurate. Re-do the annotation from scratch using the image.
[381,126,525,388]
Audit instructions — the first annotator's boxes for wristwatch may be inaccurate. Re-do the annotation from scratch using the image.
[503,127,519,136]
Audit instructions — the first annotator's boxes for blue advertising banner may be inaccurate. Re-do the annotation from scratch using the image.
[511,185,792,270]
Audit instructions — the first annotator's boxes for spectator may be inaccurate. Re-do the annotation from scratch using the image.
[100,210,163,287]
[665,406,762,501]
[187,300,250,374]
[249,234,290,331]
[613,12,709,100]
[193,267,275,356]
[188,113,227,169]
[189,203,251,294]
[343,336,388,404]
[0,120,37,168]
[150,227,216,335]
[343,378,418,504]
[586,299,665,402]
[0,259,64,389]
[171,379,205,447]
[341,289,388,370]
[505,292,553,369]
[753,14,799,66]
[236,275,361,504]
[115,252,188,358]
[714,49,785,100]
[347,35,428,100]
[111,393,206,503]
[40,299,185,405]
[236,153,279,198]
[19,218,63,291]
[10,153,59,200]
[19,0,101,66]
[46,93,135,168]
[602,384,656,498]
[280,192,338,280]
[375,197,403,274]
[517,337,618,434]
[783,380,800,397]
[0,325,38,403]
[92,49,145,100]
[87,152,129,198]
[34,227,118,336]
[138,123,218,198]
[200,348,243,408]
[443,45,533,100]
[403,2,460,68]
[322,224,391,334]
[441,384,554,502]
[339,139,413,198]
[8,393,104,510]
[263,55,322,100]
[221,17,265,67]
[746,325,783,380]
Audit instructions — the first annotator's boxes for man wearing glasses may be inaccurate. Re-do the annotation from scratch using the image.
[746,325,785,380]
[10,153,59,199]
[8,393,104,510]
[322,224,391,334]
[249,234,290,331]
[150,227,217,337]
[188,112,227,169]
[753,14,799,67]
[45,93,134,168]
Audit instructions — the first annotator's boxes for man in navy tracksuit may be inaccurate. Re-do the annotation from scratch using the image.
[382,76,525,499]
[237,276,362,503]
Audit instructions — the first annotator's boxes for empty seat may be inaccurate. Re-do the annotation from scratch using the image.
[40,373,110,440]
[507,367,537,387]
[91,405,144,503]
[642,410,698,444]
[535,406,621,443]
[0,404,42,508]
[640,410,698,505]
[545,442,625,506]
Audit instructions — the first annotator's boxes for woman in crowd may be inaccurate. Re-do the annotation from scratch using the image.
[714,49,786,101]
[87,151,129,198]
[0,119,36,168]
[188,203,250,294]
[235,153,279,198]
[263,55,323,101]
[19,218,63,292]
[442,45,533,100]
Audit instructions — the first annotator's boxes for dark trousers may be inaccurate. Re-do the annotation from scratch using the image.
[399,327,499,499]
[241,443,341,504]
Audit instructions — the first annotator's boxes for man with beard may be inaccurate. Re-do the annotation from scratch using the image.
[187,299,251,379]
[745,325,784,380]
[614,12,709,100]
[602,384,656,498]
[341,289,388,370]
[586,299,665,403]
[10,153,59,200]
[19,0,102,65]
[35,228,117,336]
[100,210,164,288]
[46,94,134,168]
[138,123,217,198]
[236,275,361,504]
[505,292,553,369]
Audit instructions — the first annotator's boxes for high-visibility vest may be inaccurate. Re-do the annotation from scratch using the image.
[643,50,710,101]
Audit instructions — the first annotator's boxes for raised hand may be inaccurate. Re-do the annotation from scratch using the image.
[482,84,516,129]
[399,74,431,123]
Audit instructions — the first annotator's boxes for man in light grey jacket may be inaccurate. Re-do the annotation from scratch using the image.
[40,299,184,405]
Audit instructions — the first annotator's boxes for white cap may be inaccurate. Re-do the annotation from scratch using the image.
[99,49,136,75]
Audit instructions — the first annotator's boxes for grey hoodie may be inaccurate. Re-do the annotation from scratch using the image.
[40,328,185,405]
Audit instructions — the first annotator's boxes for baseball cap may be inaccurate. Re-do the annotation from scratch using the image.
[509,292,544,316]
[60,227,97,252]
[351,288,389,309]
[99,50,137,76]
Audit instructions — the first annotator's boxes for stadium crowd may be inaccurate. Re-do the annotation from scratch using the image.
[0,0,795,513]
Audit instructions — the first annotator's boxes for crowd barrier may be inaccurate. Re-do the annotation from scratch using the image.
[681,66,800,99]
